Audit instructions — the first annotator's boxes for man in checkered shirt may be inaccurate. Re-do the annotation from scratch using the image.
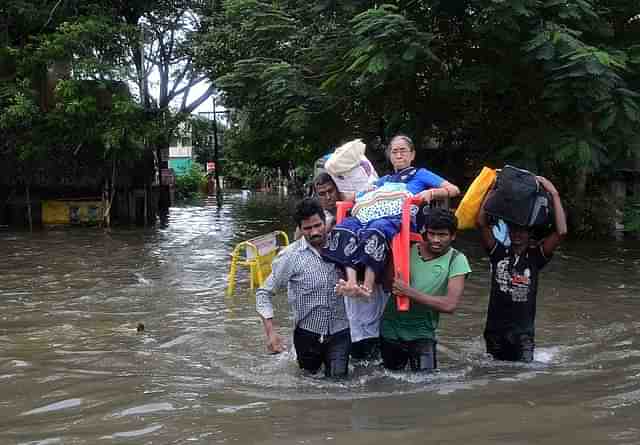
[256,198,351,377]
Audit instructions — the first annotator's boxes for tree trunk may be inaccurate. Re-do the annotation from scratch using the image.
[573,166,588,232]
[573,114,594,233]
[25,183,32,233]
[133,25,150,109]
[103,160,117,228]
[144,183,148,227]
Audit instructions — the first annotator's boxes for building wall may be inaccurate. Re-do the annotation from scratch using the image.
[42,200,103,225]
[169,158,193,176]
[169,124,194,177]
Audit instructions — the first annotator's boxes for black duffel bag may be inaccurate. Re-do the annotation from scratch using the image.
[485,165,552,230]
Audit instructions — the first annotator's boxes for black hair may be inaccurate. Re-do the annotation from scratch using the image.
[313,172,337,189]
[419,207,458,234]
[294,198,325,228]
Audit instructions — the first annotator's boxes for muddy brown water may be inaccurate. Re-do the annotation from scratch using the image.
[1,191,639,444]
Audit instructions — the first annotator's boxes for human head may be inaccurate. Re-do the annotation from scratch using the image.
[294,198,327,248]
[313,173,339,213]
[421,207,457,256]
[386,134,416,171]
[507,222,531,251]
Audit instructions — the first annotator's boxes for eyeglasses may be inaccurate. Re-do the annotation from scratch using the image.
[390,148,412,155]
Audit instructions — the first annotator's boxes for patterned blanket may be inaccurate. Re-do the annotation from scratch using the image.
[351,183,412,224]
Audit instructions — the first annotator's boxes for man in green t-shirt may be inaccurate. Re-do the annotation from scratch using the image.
[381,208,472,372]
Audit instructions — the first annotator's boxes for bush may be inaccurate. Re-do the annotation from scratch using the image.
[224,159,278,189]
[624,200,640,233]
[175,164,206,201]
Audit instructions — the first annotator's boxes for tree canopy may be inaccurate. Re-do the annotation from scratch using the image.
[1,0,214,189]
[193,0,640,232]
[2,0,640,232]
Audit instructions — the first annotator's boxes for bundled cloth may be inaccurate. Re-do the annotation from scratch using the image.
[351,183,411,224]
[324,139,379,193]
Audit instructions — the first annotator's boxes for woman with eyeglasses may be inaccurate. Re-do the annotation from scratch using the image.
[323,134,460,298]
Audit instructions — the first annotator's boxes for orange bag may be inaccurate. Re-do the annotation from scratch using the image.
[455,167,497,230]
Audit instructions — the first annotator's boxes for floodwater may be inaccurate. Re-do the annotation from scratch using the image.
[1,191,639,445]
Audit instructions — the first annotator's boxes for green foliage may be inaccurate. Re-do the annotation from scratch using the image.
[0,0,210,191]
[223,159,278,189]
[3,0,640,233]
[192,0,640,233]
[0,0,189,188]
[623,200,640,232]
[175,163,207,200]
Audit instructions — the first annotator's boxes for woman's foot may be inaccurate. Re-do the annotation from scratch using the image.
[335,279,357,297]
[352,283,372,298]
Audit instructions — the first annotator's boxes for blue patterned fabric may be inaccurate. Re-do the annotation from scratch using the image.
[323,166,444,277]
[352,183,409,224]
[323,216,400,277]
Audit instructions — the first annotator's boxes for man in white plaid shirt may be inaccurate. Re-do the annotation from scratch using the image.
[256,198,351,377]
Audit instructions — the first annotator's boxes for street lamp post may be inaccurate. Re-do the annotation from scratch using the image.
[199,96,228,206]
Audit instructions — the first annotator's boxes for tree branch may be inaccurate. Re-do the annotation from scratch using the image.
[42,0,64,29]
[168,61,192,98]
[169,75,206,101]
[183,85,215,114]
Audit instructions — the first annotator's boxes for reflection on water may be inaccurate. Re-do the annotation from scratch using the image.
[1,191,639,444]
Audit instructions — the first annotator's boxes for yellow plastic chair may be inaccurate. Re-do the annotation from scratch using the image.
[227,231,289,296]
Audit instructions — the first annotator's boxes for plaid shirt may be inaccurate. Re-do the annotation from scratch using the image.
[256,236,348,335]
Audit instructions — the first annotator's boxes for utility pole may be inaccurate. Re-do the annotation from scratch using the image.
[199,95,229,207]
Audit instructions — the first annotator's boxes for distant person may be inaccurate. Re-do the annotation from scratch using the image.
[324,134,460,298]
[380,208,471,372]
[256,198,350,377]
[295,173,339,240]
[476,176,567,362]
[313,172,340,218]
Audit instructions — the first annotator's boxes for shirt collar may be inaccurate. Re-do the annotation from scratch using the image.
[297,234,322,257]
[394,166,416,176]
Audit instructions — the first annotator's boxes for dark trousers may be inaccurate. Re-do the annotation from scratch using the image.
[484,331,535,362]
[351,337,380,361]
[381,337,437,372]
[293,327,351,377]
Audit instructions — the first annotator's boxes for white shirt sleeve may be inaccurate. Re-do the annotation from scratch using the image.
[255,244,297,319]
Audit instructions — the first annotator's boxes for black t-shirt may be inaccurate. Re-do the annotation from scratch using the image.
[484,242,551,337]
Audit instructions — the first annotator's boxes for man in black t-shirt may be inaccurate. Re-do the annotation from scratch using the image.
[477,176,567,362]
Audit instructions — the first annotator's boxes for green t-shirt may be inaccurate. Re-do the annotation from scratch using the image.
[381,246,472,341]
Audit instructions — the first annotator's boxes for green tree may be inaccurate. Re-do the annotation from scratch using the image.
[194,0,640,233]
[1,0,216,224]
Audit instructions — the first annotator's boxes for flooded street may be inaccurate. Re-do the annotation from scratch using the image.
[1,191,640,444]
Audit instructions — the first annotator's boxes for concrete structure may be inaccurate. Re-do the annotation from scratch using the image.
[612,154,640,239]
[169,123,194,176]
